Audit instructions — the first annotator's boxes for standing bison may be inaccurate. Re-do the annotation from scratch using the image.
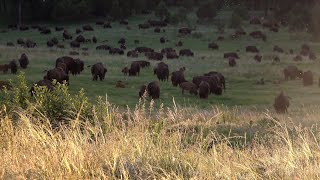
[302,71,313,86]
[19,53,29,69]
[283,66,303,80]
[147,81,160,99]
[274,91,290,113]
[171,69,186,87]
[154,62,169,82]
[9,60,18,74]
[179,82,198,95]
[91,63,107,81]
[199,81,210,99]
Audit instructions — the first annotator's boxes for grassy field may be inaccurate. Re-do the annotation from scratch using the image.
[1,12,320,111]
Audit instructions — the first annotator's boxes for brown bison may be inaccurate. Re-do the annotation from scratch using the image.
[179,49,194,57]
[133,60,150,68]
[274,91,290,114]
[199,81,210,99]
[122,67,129,75]
[127,50,139,58]
[254,55,262,62]
[116,81,126,88]
[91,63,107,81]
[171,69,187,87]
[76,35,85,43]
[129,62,141,76]
[193,76,222,95]
[45,68,69,84]
[273,45,284,53]
[0,64,10,73]
[146,52,163,61]
[63,30,72,40]
[179,27,191,35]
[179,82,198,95]
[96,45,111,51]
[30,79,54,96]
[246,46,259,53]
[138,24,150,29]
[147,81,160,99]
[135,47,154,53]
[208,42,219,50]
[160,37,166,44]
[154,62,169,82]
[283,65,303,80]
[83,25,94,31]
[109,48,124,55]
[9,60,18,74]
[55,27,64,31]
[224,52,239,59]
[228,57,236,67]
[302,71,313,86]
[19,53,29,69]
[203,71,226,91]
[139,85,147,98]
[56,56,83,75]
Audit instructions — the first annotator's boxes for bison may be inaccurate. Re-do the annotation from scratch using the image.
[179,82,198,95]
[9,60,18,74]
[91,63,107,81]
[0,64,9,73]
[147,81,160,99]
[45,68,69,84]
[155,63,169,82]
[30,79,54,96]
[179,49,194,57]
[199,81,210,99]
[171,69,187,87]
[19,53,29,69]
[274,91,290,114]
[246,46,259,53]
[129,62,141,76]
[139,85,147,98]
[302,71,313,86]
[283,65,303,80]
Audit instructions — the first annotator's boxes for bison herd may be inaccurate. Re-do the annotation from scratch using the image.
[1,16,319,114]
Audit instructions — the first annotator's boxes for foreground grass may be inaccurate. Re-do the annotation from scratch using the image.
[1,100,320,179]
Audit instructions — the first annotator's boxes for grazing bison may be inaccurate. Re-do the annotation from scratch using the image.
[160,37,166,44]
[147,81,160,99]
[179,49,194,57]
[249,31,266,41]
[76,35,85,43]
[45,68,69,84]
[302,71,313,86]
[55,27,64,31]
[154,62,169,82]
[129,62,141,76]
[103,23,112,28]
[63,30,72,40]
[56,62,67,73]
[56,56,80,74]
[24,39,36,48]
[283,65,303,80]
[40,28,51,34]
[254,55,262,62]
[167,51,179,59]
[30,79,54,96]
[293,55,303,61]
[203,71,226,91]
[139,85,147,98]
[180,82,198,95]
[127,50,139,58]
[199,81,210,99]
[0,64,9,73]
[109,48,124,55]
[138,24,150,29]
[19,53,29,69]
[91,63,107,81]
[274,91,290,114]
[92,36,97,43]
[171,69,187,87]
[208,42,219,50]
[193,76,222,95]
[9,60,18,74]
[83,25,94,31]
[228,57,236,67]
[246,46,259,53]
[47,41,54,47]
[179,27,192,35]
[118,38,126,45]
[146,52,163,61]
[96,45,111,51]
[116,81,126,88]
[273,45,284,53]
[0,81,12,91]
[122,67,129,75]
[17,38,25,45]
[120,20,129,25]
[70,41,80,48]
[133,60,150,68]
[224,52,239,59]
[135,47,154,53]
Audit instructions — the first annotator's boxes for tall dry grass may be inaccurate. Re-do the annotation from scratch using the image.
[1,98,320,179]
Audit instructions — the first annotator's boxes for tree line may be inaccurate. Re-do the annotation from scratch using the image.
[0,0,317,27]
